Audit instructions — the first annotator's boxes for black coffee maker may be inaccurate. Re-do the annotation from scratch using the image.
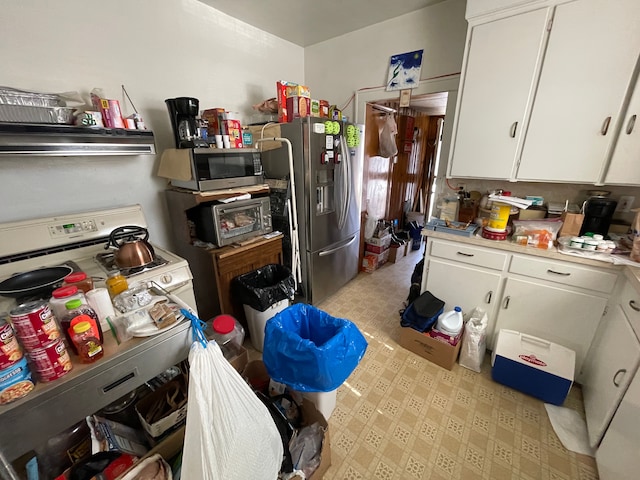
[165,97,208,148]
[580,196,618,236]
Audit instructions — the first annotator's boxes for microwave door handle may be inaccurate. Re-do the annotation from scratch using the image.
[217,204,252,215]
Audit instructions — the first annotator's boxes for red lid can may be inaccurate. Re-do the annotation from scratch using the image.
[64,272,87,283]
[212,315,235,335]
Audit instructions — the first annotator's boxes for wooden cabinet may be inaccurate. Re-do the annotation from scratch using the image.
[421,236,616,381]
[165,188,283,327]
[449,0,640,185]
[448,7,550,179]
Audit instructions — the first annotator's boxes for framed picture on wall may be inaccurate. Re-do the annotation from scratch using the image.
[386,50,424,92]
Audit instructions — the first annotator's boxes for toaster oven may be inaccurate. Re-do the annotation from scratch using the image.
[194,197,272,247]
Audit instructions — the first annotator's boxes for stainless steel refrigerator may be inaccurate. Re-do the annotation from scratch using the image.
[261,117,364,305]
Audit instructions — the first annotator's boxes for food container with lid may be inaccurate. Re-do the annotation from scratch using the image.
[49,286,86,321]
[583,239,599,251]
[569,237,585,248]
[210,314,245,359]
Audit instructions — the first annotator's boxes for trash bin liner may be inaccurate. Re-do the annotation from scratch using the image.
[232,264,295,312]
[263,304,368,392]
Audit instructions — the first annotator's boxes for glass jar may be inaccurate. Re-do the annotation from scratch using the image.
[62,271,94,294]
[49,286,86,321]
[106,271,128,299]
[71,320,103,363]
[60,300,102,353]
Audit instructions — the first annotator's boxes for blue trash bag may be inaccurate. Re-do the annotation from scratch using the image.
[262,304,368,392]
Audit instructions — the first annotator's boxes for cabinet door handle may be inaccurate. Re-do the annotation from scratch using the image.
[613,368,627,387]
[456,251,474,257]
[547,269,570,276]
[486,291,493,304]
[510,121,518,138]
[601,116,612,135]
[630,300,640,312]
[626,114,637,135]
[502,296,510,309]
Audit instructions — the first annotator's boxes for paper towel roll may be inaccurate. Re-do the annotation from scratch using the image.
[86,288,116,323]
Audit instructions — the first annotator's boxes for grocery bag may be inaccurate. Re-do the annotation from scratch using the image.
[182,312,283,480]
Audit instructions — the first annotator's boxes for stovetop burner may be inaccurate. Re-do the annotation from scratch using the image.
[94,252,169,277]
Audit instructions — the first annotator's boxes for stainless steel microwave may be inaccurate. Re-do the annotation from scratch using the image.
[194,197,272,247]
[170,148,264,191]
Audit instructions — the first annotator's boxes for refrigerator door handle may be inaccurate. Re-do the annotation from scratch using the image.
[337,135,350,229]
[319,234,358,257]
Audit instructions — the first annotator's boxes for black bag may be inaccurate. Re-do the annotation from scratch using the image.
[400,290,444,332]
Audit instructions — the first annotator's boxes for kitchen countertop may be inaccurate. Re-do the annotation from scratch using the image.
[422,229,640,293]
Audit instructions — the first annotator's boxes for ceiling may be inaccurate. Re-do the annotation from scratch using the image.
[198,0,446,47]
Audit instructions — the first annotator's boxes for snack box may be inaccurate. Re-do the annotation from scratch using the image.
[491,329,574,405]
[286,96,311,121]
[226,119,243,148]
[285,84,310,98]
[277,80,297,123]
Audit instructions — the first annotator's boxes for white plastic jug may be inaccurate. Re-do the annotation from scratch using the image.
[437,306,463,335]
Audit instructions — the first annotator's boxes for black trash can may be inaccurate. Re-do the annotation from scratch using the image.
[232,264,295,351]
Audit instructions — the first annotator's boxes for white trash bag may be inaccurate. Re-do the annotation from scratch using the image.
[458,307,489,373]
[182,329,283,479]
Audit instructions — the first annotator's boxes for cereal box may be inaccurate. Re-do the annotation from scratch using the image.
[277,80,297,123]
[226,119,243,148]
[286,96,311,121]
[285,85,310,99]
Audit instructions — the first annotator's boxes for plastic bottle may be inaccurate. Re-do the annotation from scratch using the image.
[71,320,103,363]
[437,306,464,336]
[62,271,94,294]
[60,300,103,353]
[105,271,128,299]
[210,314,245,359]
[49,286,86,321]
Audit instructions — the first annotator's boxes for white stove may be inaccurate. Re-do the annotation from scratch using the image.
[0,204,197,320]
[0,205,197,466]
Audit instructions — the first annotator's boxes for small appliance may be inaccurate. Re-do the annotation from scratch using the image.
[192,197,272,247]
[165,97,208,149]
[580,196,618,236]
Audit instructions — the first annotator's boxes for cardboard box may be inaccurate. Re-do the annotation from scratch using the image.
[228,345,248,372]
[398,326,463,370]
[291,400,331,480]
[364,242,390,254]
[319,100,329,118]
[286,95,311,120]
[364,233,392,248]
[226,119,243,148]
[95,98,125,129]
[285,84,310,99]
[388,244,406,263]
[277,80,297,123]
[135,374,188,438]
[201,108,227,137]
[491,329,574,405]
[361,250,389,272]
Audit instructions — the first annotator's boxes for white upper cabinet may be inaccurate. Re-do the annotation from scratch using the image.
[448,8,550,179]
[450,0,640,185]
[604,74,640,185]
[517,0,640,183]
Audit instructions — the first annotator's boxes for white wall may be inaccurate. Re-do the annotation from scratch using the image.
[304,0,468,121]
[0,0,303,248]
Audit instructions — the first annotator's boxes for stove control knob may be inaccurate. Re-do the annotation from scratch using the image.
[160,274,173,284]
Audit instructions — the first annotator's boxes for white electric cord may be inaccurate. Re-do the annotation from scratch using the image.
[254,136,302,289]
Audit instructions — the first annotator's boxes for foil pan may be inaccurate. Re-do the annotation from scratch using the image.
[0,87,62,107]
[0,104,75,124]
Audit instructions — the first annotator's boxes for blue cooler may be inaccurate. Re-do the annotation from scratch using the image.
[491,329,575,405]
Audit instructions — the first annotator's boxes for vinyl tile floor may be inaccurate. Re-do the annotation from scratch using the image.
[312,246,599,480]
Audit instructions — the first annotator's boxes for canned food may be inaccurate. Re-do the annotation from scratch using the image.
[0,357,35,404]
[10,300,61,351]
[0,315,23,369]
[28,339,72,382]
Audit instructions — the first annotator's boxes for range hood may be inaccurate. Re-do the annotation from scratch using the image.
[0,122,156,156]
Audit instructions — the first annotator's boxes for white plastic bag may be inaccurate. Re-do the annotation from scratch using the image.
[458,307,489,373]
[182,340,284,479]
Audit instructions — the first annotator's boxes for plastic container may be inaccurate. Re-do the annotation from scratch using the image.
[71,320,103,363]
[49,286,85,322]
[583,239,599,251]
[210,314,245,359]
[487,202,511,232]
[62,271,94,294]
[105,271,128,299]
[436,306,464,336]
[569,236,585,248]
[60,300,102,353]
[244,298,289,352]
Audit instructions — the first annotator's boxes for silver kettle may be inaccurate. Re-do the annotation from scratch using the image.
[106,226,155,269]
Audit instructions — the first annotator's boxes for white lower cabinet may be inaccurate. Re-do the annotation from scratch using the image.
[493,277,607,380]
[424,258,502,345]
[422,237,614,383]
[582,302,640,447]
[595,368,640,479]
